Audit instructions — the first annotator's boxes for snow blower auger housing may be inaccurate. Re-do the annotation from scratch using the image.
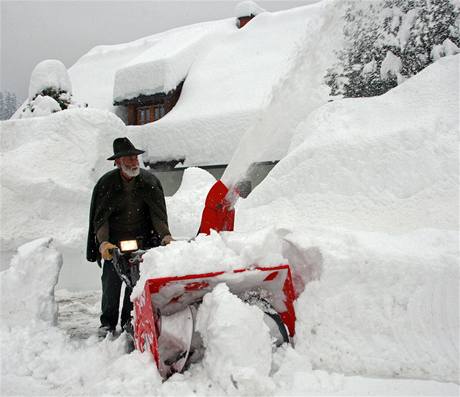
[132,180,297,378]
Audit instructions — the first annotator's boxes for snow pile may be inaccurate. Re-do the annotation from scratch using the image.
[196,283,272,393]
[0,238,62,326]
[233,55,460,382]
[28,59,72,100]
[165,167,216,238]
[1,108,126,251]
[290,228,459,382]
[23,94,62,117]
[240,55,459,233]
[133,226,286,299]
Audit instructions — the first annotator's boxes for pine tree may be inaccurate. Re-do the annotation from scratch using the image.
[325,0,460,98]
[0,91,18,120]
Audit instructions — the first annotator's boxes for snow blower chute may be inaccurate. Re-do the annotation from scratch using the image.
[131,180,297,378]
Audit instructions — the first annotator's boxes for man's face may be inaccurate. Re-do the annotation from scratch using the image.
[116,155,140,178]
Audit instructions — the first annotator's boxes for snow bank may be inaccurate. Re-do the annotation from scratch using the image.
[196,283,273,393]
[1,108,126,251]
[239,55,459,233]
[233,55,460,382]
[28,59,72,99]
[1,238,62,326]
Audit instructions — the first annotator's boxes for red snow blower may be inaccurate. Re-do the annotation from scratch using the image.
[128,180,297,378]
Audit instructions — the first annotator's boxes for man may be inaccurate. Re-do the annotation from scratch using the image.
[86,137,173,336]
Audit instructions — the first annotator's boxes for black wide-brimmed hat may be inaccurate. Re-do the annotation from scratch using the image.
[107,137,145,160]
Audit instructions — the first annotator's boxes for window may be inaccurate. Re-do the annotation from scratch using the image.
[136,104,166,125]
[154,104,166,121]
[137,107,151,125]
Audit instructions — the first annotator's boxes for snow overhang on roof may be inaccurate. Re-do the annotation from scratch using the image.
[112,22,231,104]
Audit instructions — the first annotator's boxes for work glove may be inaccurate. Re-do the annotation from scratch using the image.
[99,241,117,261]
[161,235,174,246]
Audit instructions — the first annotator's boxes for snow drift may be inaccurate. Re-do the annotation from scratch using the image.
[235,54,460,382]
[1,108,127,252]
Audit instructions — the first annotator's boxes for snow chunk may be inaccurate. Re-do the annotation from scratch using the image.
[196,283,272,392]
[235,0,265,18]
[0,238,62,326]
[20,94,61,118]
[28,59,72,100]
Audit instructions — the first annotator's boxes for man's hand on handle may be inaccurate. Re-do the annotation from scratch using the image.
[99,241,118,260]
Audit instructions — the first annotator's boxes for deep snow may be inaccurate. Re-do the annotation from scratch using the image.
[1,1,459,395]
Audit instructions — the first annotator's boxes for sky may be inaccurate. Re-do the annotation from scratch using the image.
[1,0,316,103]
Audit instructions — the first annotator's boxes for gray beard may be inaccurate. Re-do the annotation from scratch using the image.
[120,163,140,178]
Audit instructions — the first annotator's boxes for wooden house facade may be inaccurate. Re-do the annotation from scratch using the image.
[114,81,184,126]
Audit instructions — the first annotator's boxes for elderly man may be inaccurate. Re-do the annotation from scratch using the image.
[86,137,173,336]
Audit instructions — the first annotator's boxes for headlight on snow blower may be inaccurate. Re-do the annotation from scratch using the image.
[119,239,138,253]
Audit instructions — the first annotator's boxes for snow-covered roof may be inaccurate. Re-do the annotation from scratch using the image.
[113,20,235,103]
[66,1,342,167]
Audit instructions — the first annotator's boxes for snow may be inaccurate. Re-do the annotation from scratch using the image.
[52,1,344,167]
[431,38,460,61]
[113,22,233,103]
[165,167,216,238]
[1,108,126,252]
[195,283,272,393]
[380,50,402,81]
[0,237,62,326]
[235,0,266,18]
[28,59,72,99]
[20,94,62,117]
[1,2,459,396]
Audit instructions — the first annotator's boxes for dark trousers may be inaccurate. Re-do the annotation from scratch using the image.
[100,260,132,329]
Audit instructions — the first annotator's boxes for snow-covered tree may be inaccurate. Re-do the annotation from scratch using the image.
[0,91,18,120]
[325,0,460,98]
[21,59,86,118]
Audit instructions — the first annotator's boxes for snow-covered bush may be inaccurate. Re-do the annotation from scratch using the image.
[325,0,460,97]
[21,59,86,118]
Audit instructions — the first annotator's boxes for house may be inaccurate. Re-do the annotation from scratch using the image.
[112,1,264,127]
[65,1,336,194]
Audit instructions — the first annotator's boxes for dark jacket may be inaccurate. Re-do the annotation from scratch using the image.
[86,168,170,263]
